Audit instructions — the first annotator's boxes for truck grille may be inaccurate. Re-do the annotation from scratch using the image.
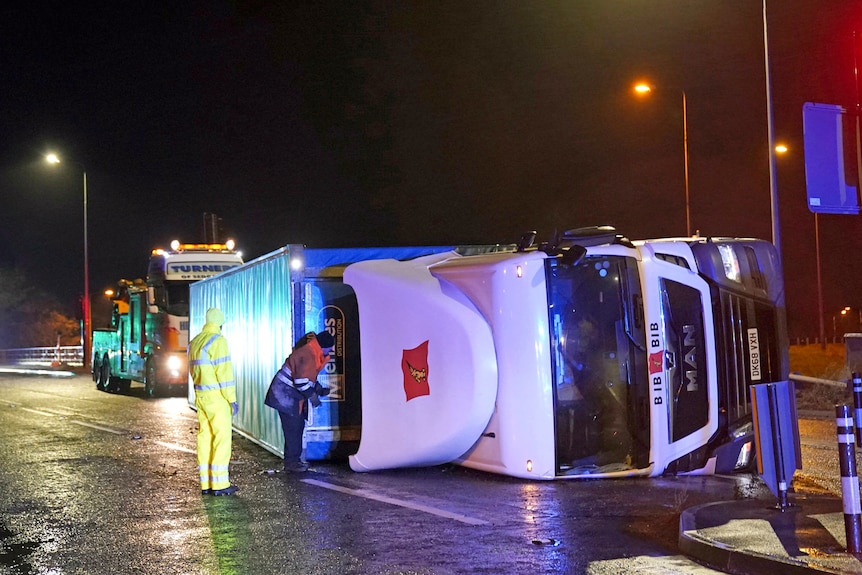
[714,290,782,424]
[717,293,751,422]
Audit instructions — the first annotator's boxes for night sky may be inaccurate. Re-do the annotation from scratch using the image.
[1,1,860,339]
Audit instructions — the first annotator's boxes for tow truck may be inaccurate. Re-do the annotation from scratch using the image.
[92,240,242,397]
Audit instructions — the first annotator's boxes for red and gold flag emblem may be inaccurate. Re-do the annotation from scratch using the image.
[402,340,430,401]
[648,351,664,375]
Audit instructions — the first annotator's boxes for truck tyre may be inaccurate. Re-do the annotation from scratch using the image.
[105,372,121,393]
[97,359,111,392]
[145,359,159,398]
[92,356,101,388]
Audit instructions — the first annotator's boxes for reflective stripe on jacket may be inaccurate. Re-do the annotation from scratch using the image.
[188,323,236,402]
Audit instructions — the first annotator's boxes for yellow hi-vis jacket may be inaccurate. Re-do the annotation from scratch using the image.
[188,322,236,402]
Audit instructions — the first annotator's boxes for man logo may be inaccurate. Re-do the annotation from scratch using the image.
[401,340,430,401]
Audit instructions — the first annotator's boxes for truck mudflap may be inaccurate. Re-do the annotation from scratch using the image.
[344,254,498,472]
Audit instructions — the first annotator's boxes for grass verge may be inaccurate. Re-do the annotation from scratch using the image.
[790,343,851,411]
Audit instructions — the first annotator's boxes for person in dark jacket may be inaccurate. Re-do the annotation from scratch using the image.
[265,331,334,472]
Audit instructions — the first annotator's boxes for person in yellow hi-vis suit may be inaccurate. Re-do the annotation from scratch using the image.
[189,307,238,496]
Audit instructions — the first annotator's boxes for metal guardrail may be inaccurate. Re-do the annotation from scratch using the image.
[0,346,84,367]
[790,372,846,389]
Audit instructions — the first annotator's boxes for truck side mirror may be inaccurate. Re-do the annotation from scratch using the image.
[560,245,587,267]
[517,231,537,252]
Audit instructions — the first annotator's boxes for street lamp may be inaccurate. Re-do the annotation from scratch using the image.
[634,83,691,237]
[45,153,90,369]
[762,0,781,264]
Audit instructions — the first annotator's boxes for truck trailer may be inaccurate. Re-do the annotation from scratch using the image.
[189,228,788,480]
[92,241,243,397]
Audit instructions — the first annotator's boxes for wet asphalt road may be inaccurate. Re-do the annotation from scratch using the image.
[0,374,784,574]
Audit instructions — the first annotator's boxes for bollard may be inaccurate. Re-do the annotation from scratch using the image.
[853,373,862,445]
[836,404,862,554]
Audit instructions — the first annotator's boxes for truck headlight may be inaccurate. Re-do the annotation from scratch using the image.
[167,355,183,371]
[718,244,741,283]
[734,441,753,470]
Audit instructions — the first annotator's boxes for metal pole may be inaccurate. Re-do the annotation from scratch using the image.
[816,213,826,349]
[853,373,862,444]
[763,0,781,264]
[836,404,862,553]
[683,90,691,237]
[83,170,91,370]
[761,3,782,258]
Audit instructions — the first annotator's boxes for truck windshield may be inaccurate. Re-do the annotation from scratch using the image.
[164,282,191,316]
[547,254,650,475]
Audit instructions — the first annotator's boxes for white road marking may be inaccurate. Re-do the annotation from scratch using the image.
[302,478,489,525]
[154,440,196,454]
[68,420,126,435]
[587,554,726,573]
[39,408,79,417]
[1,401,130,436]
[19,407,58,417]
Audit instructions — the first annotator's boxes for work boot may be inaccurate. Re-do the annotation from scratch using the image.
[283,461,309,473]
[201,489,212,495]
[211,485,239,496]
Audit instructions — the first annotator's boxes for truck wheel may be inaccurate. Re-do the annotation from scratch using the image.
[105,373,121,393]
[145,360,159,398]
[97,359,111,392]
[92,357,101,388]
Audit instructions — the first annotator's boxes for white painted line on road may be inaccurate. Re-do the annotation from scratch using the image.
[587,554,724,573]
[40,408,78,417]
[2,404,129,436]
[0,401,75,419]
[154,440,196,454]
[68,420,126,435]
[302,478,489,525]
[0,399,72,417]
[0,367,76,377]
[19,407,58,417]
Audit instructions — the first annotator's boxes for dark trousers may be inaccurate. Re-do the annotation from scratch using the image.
[278,409,306,467]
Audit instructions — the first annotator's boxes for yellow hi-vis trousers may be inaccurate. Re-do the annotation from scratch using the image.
[196,392,233,491]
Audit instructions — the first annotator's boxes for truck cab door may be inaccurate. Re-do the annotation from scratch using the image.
[642,255,719,470]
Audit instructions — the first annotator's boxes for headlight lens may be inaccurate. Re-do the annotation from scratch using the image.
[718,244,741,283]
[734,441,753,470]
[167,355,182,370]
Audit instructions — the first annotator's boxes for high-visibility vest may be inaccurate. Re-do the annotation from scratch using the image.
[188,324,236,402]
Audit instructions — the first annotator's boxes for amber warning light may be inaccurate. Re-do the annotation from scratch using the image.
[154,240,238,254]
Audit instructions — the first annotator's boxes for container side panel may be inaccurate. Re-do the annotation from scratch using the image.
[190,251,294,455]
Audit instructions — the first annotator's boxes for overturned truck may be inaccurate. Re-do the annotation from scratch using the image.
[189,228,788,480]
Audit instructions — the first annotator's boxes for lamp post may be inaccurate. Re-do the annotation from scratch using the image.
[634,83,691,237]
[763,0,781,264]
[45,153,90,369]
